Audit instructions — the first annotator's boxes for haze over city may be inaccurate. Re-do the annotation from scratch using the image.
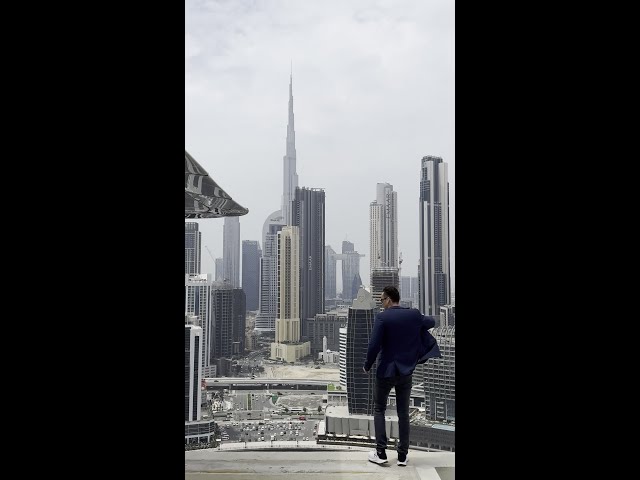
[185,0,455,291]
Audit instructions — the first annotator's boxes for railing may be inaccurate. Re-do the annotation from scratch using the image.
[187,440,445,453]
[196,440,368,452]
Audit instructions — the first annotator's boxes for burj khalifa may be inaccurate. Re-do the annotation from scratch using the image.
[255,73,299,333]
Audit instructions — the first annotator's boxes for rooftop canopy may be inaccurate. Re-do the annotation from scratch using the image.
[185,150,249,218]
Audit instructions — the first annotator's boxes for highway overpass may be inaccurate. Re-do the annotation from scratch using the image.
[204,378,333,390]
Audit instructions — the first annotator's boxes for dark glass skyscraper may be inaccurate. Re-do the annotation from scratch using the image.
[211,284,246,358]
[346,289,376,415]
[242,240,261,311]
[185,222,202,275]
[292,186,325,336]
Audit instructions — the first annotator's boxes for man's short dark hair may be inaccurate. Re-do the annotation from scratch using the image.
[383,286,400,303]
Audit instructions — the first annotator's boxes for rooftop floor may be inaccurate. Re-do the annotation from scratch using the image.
[185,444,455,479]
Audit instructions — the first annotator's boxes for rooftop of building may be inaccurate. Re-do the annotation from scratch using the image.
[185,445,455,479]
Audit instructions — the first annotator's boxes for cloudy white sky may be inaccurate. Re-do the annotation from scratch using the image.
[186,0,454,293]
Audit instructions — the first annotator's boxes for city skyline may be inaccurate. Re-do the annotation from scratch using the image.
[185,0,455,295]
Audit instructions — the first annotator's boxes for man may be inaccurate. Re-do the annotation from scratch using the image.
[363,286,440,467]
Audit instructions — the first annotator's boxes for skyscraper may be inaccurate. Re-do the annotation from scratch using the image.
[232,289,246,355]
[439,304,455,328]
[400,276,411,301]
[211,284,246,358]
[256,219,284,333]
[258,73,299,331]
[418,156,451,316]
[292,187,325,336]
[370,267,400,312]
[215,258,223,282]
[223,216,240,287]
[325,245,337,300]
[185,222,202,275]
[270,226,310,362]
[185,274,216,378]
[281,73,299,227]
[326,242,363,302]
[369,183,398,283]
[341,240,364,302]
[185,319,203,422]
[242,240,261,311]
[346,288,376,415]
[423,326,455,423]
[411,275,419,308]
[350,273,363,301]
[306,308,347,355]
[275,226,300,343]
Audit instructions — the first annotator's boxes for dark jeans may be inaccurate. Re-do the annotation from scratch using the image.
[373,373,412,457]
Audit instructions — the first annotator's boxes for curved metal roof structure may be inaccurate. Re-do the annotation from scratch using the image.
[185,150,249,218]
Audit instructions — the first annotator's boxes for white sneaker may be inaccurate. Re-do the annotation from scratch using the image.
[397,453,408,466]
[368,450,388,464]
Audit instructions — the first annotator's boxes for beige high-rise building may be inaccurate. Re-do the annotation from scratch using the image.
[369,183,398,283]
[271,226,310,362]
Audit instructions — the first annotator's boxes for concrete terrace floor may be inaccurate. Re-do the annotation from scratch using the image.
[185,445,455,479]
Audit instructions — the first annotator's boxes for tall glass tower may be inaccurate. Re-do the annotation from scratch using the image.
[418,156,451,316]
[184,222,201,275]
[242,240,261,311]
[346,288,376,415]
[223,216,240,287]
[292,187,325,337]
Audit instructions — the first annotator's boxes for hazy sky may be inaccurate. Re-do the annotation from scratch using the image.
[186,0,455,293]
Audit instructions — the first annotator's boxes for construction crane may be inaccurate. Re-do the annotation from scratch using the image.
[205,246,227,282]
[205,246,218,275]
[204,245,215,262]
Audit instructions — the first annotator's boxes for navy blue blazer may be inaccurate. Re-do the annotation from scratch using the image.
[364,306,441,378]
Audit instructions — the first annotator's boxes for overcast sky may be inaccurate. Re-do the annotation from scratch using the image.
[186,0,455,293]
